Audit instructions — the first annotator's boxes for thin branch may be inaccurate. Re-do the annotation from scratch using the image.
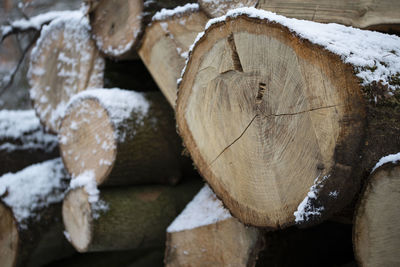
[0,31,39,97]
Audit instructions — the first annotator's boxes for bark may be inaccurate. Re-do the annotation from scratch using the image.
[28,13,104,133]
[62,179,202,252]
[138,6,208,107]
[176,14,400,228]
[199,0,400,34]
[86,0,195,60]
[59,89,184,186]
[353,162,400,267]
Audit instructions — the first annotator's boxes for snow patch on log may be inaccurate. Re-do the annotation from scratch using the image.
[371,152,400,173]
[69,170,109,219]
[167,184,231,233]
[294,174,331,223]
[1,9,82,37]
[28,10,104,132]
[66,88,150,142]
[0,110,58,152]
[181,7,400,92]
[152,3,199,21]
[0,158,69,228]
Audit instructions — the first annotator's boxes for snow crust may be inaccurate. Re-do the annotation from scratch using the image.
[69,170,108,219]
[152,3,199,21]
[1,10,81,37]
[167,184,232,233]
[66,88,150,141]
[180,7,400,92]
[28,10,104,132]
[371,152,400,173]
[0,110,57,152]
[294,174,331,223]
[0,158,68,228]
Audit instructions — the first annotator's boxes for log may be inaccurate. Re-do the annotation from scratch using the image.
[62,179,202,252]
[165,185,263,267]
[0,109,59,175]
[85,0,196,59]
[176,9,400,228]
[0,158,74,267]
[28,10,104,133]
[59,88,183,186]
[138,5,208,107]
[353,155,400,267]
[199,0,400,33]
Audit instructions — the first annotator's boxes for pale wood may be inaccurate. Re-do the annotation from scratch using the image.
[59,90,183,186]
[176,16,400,228]
[165,217,262,267]
[28,17,104,133]
[199,0,400,33]
[138,9,208,107]
[354,163,400,267]
[257,0,400,31]
[0,202,75,267]
[86,0,195,59]
[62,180,202,252]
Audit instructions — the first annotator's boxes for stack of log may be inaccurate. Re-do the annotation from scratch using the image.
[0,0,400,266]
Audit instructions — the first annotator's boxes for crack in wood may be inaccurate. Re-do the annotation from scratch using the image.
[209,114,258,166]
[209,104,339,166]
[256,82,267,105]
[227,33,243,72]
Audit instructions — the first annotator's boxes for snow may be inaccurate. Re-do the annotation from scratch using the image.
[294,174,330,223]
[0,110,58,152]
[66,88,150,141]
[28,10,104,132]
[180,7,400,92]
[1,10,81,37]
[167,184,232,233]
[0,158,69,228]
[371,152,400,173]
[152,3,199,21]
[69,170,109,219]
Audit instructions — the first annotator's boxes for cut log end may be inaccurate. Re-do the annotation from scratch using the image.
[0,203,18,267]
[59,98,116,184]
[198,0,258,18]
[28,14,104,133]
[354,163,400,266]
[177,16,365,227]
[88,0,143,58]
[62,188,92,253]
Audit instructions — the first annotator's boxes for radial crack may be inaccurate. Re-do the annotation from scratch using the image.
[209,114,257,166]
[265,104,339,117]
[227,33,243,72]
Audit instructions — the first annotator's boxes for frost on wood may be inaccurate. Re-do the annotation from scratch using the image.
[28,10,104,133]
[371,152,400,173]
[152,3,199,21]
[181,7,400,93]
[294,174,331,223]
[65,88,150,142]
[167,184,231,233]
[69,170,108,219]
[0,158,69,228]
[0,109,57,152]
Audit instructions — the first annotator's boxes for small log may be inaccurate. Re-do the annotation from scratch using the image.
[353,157,400,267]
[138,5,208,107]
[165,185,263,267]
[0,158,74,267]
[28,11,104,133]
[62,179,202,252]
[199,0,400,33]
[59,88,183,186]
[85,0,196,59]
[176,9,400,228]
[0,109,58,175]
